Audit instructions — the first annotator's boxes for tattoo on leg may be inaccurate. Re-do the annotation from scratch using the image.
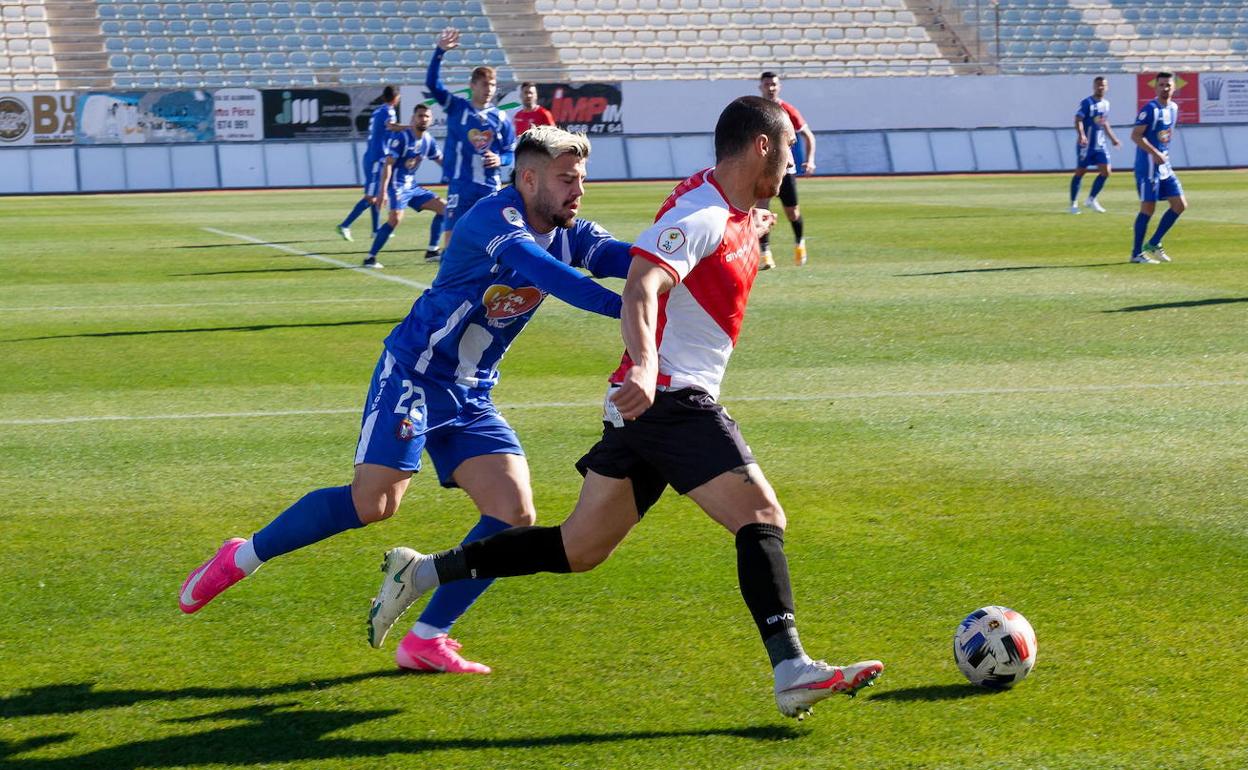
[730,465,756,485]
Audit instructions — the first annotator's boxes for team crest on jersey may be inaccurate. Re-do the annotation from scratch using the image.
[657,227,686,255]
[397,418,417,441]
[1158,129,1171,144]
[483,283,544,323]
[468,128,495,151]
[502,207,524,227]
[1138,110,1148,121]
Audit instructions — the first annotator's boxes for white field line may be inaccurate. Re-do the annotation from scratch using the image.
[0,297,409,313]
[3,380,1245,427]
[200,227,429,290]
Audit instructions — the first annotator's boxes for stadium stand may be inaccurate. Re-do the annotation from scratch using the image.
[2,0,1248,90]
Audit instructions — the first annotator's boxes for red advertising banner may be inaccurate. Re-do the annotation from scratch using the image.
[1136,72,1199,124]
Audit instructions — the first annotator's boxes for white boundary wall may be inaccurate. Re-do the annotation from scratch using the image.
[4,74,1248,194]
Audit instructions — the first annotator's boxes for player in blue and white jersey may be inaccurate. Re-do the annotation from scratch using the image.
[1130,72,1187,263]
[1069,76,1121,214]
[363,104,445,269]
[337,85,403,242]
[426,27,516,247]
[180,126,634,675]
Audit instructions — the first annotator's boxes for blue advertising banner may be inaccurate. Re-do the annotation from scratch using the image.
[75,90,214,145]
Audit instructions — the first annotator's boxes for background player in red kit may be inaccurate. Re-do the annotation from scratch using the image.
[757,71,817,269]
[512,82,557,137]
[369,95,883,721]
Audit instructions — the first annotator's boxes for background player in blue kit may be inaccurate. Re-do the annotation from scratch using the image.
[1069,76,1121,215]
[427,27,516,248]
[180,126,635,675]
[338,85,404,241]
[364,104,446,269]
[1131,72,1187,264]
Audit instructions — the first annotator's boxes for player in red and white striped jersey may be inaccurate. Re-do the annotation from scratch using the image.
[370,97,882,719]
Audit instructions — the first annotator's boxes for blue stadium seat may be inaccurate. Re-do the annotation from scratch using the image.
[252,3,271,17]
[242,51,263,67]
[342,17,363,33]
[310,50,331,66]
[332,50,353,66]
[394,33,413,47]
[149,36,171,52]
[378,50,398,66]
[168,19,188,34]
[200,52,221,67]
[217,35,238,50]
[106,38,126,52]
[222,51,243,67]
[255,18,276,33]
[176,52,196,68]
[364,17,384,33]
[192,36,214,51]
[210,19,229,34]
[1232,38,1248,52]
[260,34,280,48]
[289,50,309,67]
[368,33,388,48]
[102,20,122,34]
[235,19,255,34]
[326,33,347,48]
[189,19,209,34]
[184,3,206,17]
[379,1,399,14]
[270,2,291,15]
[140,3,162,18]
[108,53,130,69]
[123,19,143,34]
[304,33,325,47]
[145,19,165,34]
[227,3,249,18]
[154,52,174,69]
[356,50,377,66]
[238,35,259,50]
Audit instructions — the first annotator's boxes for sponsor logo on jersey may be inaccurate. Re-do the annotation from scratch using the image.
[468,127,495,151]
[483,284,544,320]
[723,242,753,264]
[657,227,685,255]
[1138,110,1148,121]
[502,207,525,227]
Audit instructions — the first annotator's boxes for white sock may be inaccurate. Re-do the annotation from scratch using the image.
[410,621,447,640]
[233,539,264,576]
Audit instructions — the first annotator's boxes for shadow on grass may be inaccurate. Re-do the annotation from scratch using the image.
[865,683,1005,702]
[896,261,1123,277]
[7,318,400,342]
[0,697,797,768]
[1103,297,1248,313]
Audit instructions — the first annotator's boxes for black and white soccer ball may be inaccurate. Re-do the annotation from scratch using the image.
[953,605,1037,689]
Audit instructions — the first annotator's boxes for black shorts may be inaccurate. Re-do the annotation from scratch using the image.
[778,172,799,208]
[575,387,755,516]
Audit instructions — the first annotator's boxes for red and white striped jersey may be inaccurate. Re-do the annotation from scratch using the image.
[610,168,759,400]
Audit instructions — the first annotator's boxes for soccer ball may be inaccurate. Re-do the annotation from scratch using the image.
[953,605,1037,689]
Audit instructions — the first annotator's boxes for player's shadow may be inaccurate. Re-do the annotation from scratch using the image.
[1104,297,1248,313]
[865,683,1005,702]
[897,261,1122,276]
[7,318,400,342]
[175,241,307,249]
[0,701,797,769]
[0,672,406,718]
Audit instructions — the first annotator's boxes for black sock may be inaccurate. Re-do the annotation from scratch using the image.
[736,522,804,666]
[433,525,571,583]
[759,231,771,251]
[791,216,804,243]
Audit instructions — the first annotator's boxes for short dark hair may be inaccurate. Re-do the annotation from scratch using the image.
[1157,71,1174,79]
[1093,76,1106,84]
[471,66,495,83]
[412,103,430,116]
[521,81,537,90]
[714,96,789,162]
[760,71,778,80]
[382,85,398,102]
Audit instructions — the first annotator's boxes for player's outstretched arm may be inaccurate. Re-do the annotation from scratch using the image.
[497,239,623,318]
[425,29,459,105]
[612,257,674,420]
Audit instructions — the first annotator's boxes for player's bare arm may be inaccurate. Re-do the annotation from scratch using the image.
[799,125,817,174]
[611,257,674,420]
[1104,119,1121,147]
[1075,116,1088,146]
[1131,124,1165,164]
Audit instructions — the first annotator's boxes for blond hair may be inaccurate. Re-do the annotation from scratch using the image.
[514,124,591,167]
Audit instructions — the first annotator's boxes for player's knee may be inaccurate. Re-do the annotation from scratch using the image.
[744,502,786,531]
[565,541,611,572]
[489,503,536,528]
[1173,199,1187,213]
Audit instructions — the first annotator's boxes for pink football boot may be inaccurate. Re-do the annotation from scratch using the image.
[179,538,246,614]
[395,632,491,674]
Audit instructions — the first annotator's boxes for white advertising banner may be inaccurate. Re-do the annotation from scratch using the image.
[212,88,264,141]
[0,92,76,146]
[1198,73,1248,124]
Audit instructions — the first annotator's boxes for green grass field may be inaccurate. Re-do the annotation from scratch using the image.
[1,172,1246,769]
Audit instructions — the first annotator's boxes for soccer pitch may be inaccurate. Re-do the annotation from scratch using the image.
[1,172,1246,769]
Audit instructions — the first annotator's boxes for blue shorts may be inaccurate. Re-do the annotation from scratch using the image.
[444,184,494,231]
[353,349,523,487]
[1077,145,1110,168]
[389,184,438,212]
[362,155,384,197]
[1135,170,1183,202]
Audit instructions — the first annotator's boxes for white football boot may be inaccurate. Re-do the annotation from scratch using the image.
[368,547,435,648]
[774,657,884,720]
[1085,198,1107,213]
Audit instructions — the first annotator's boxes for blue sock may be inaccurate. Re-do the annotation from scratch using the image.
[1069,174,1083,204]
[1148,209,1180,246]
[416,515,512,632]
[1133,212,1151,257]
[251,485,363,562]
[427,213,445,251]
[370,205,380,234]
[369,222,393,257]
[1089,174,1107,200]
[340,198,370,229]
